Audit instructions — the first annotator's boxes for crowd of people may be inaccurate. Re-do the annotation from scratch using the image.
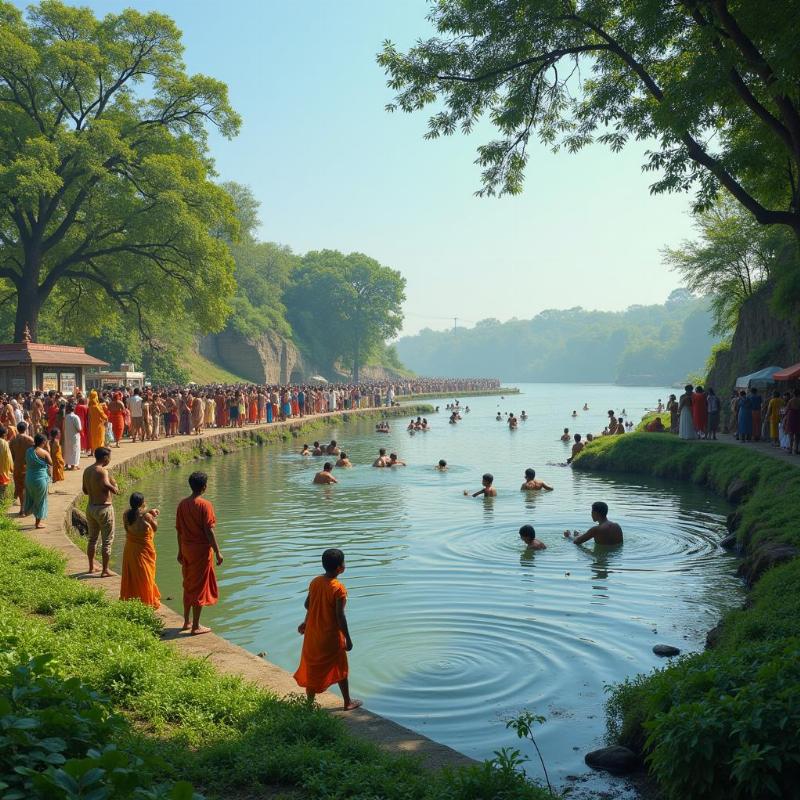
[0,378,500,527]
[642,385,800,453]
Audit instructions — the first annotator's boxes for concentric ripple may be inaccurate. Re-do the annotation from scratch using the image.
[112,383,744,787]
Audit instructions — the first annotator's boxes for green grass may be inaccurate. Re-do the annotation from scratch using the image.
[0,517,551,800]
[574,433,800,799]
[181,347,250,384]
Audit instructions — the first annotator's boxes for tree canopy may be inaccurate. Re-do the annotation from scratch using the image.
[285,250,406,381]
[0,0,240,341]
[662,195,784,335]
[396,290,717,386]
[379,1,800,239]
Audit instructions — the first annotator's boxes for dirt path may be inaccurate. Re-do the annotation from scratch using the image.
[15,407,474,771]
[716,431,800,466]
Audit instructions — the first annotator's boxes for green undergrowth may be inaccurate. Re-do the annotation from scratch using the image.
[575,434,800,799]
[0,517,550,800]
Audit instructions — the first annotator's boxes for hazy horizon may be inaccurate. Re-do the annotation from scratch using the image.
[14,0,699,336]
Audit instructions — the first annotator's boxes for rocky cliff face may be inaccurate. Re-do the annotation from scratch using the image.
[706,287,800,394]
[200,328,308,384]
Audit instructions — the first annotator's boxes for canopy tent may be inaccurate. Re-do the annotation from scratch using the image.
[735,366,785,389]
[773,362,800,381]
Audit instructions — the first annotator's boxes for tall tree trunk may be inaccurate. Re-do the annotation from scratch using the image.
[14,284,40,342]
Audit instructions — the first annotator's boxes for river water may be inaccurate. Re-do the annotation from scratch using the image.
[112,383,742,794]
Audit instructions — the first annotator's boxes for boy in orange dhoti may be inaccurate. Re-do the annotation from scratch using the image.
[176,471,223,635]
[294,548,362,710]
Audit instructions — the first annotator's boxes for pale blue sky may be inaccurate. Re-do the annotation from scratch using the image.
[22,0,698,335]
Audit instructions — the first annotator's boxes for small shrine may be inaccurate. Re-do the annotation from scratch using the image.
[0,325,109,394]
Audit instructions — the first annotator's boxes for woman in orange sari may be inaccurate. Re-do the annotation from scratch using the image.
[107,391,126,447]
[87,390,107,452]
[48,428,65,484]
[120,492,161,609]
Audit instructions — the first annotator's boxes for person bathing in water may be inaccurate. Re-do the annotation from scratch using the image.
[467,473,496,498]
[335,452,352,468]
[520,410,528,420]
[313,463,338,484]
[521,468,553,491]
[373,448,389,467]
[496,412,502,421]
[519,524,546,551]
[560,427,570,442]
[564,501,623,545]
[567,433,585,464]
[435,459,448,471]
[301,443,311,456]
[388,452,406,467]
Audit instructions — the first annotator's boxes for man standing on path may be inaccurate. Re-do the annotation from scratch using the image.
[128,388,144,442]
[176,471,223,635]
[10,421,34,516]
[82,447,119,576]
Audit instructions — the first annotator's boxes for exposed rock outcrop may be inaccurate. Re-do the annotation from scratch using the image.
[706,286,800,423]
[738,542,800,587]
[201,328,309,385]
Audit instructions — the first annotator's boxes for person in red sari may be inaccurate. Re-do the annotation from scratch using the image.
[74,395,89,454]
[692,386,708,440]
[176,471,224,635]
[107,392,126,447]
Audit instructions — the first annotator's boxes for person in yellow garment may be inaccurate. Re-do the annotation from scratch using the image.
[767,390,784,446]
[87,390,107,452]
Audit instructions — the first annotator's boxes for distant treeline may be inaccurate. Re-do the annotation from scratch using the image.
[396,290,718,386]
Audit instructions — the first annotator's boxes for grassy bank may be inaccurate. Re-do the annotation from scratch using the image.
[0,516,551,800]
[573,434,800,800]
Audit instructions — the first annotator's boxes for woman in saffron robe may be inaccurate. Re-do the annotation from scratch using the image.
[176,471,223,635]
[691,386,707,439]
[87,391,107,452]
[294,548,361,710]
[24,433,51,528]
[767,391,783,445]
[107,392,126,446]
[0,426,13,500]
[120,492,161,609]
[48,428,65,484]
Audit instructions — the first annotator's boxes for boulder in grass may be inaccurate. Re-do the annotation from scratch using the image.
[71,507,88,538]
[725,478,750,504]
[585,746,640,775]
[653,644,681,657]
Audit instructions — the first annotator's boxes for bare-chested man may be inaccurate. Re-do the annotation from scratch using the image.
[31,393,44,435]
[82,447,119,576]
[567,433,585,464]
[521,468,553,491]
[469,473,497,497]
[313,462,338,484]
[10,422,34,515]
[565,501,623,545]
[335,452,352,467]
[373,448,389,467]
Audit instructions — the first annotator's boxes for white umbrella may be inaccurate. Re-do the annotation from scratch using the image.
[310,375,328,384]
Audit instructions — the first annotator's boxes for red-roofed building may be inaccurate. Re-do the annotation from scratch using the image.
[0,332,108,394]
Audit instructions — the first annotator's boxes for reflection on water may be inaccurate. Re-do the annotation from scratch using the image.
[112,383,743,789]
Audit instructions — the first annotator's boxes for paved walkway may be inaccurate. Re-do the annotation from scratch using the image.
[715,431,800,467]
[14,406,474,771]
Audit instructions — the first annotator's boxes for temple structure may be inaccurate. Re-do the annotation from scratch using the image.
[0,326,108,394]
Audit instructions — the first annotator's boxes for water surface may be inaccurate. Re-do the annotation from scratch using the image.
[113,384,742,792]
